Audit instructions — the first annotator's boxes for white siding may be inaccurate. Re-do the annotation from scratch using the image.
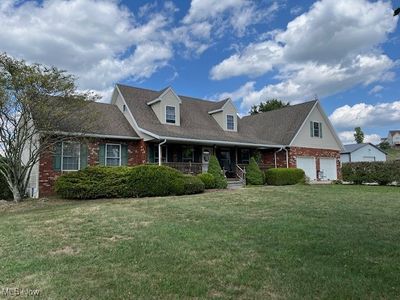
[340,153,351,163]
[21,132,40,198]
[348,144,386,162]
[149,89,181,126]
[291,104,342,150]
[210,100,238,132]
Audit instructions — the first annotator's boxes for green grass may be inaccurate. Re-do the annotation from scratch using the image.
[1,185,400,299]
[386,148,400,161]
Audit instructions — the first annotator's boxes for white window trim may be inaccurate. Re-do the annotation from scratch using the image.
[311,121,321,138]
[226,114,235,131]
[61,141,80,172]
[165,105,176,124]
[106,143,122,166]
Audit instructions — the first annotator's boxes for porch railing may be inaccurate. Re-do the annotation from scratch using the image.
[236,164,246,184]
[163,162,204,175]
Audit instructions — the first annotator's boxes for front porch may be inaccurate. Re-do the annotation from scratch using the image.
[147,142,276,178]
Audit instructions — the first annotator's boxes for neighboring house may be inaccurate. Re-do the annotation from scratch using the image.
[341,143,387,163]
[27,84,344,198]
[387,130,400,148]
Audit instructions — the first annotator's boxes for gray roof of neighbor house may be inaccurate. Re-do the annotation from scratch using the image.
[117,84,318,146]
[341,143,386,154]
[389,130,400,136]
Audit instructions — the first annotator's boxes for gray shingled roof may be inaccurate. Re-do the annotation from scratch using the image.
[117,84,317,146]
[240,100,317,145]
[40,100,139,138]
[341,143,386,154]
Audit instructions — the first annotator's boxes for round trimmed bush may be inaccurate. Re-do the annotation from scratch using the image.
[197,173,215,189]
[246,157,264,185]
[207,155,227,189]
[183,175,205,194]
[265,168,305,185]
[55,165,205,199]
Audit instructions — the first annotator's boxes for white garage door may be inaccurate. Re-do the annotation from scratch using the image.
[320,158,337,180]
[296,157,316,180]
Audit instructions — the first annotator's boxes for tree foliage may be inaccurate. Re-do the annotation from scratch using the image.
[0,53,98,202]
[379,141,390,151]
[354,127,364,144]
[249,99,289,115]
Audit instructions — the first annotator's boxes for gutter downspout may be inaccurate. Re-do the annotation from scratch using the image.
[274,147,283,168]
[158,139,167,166]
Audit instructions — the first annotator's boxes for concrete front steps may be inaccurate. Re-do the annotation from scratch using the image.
[227,178,245,189]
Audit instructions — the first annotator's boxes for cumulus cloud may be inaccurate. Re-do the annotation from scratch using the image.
[211,0,398,110]
[0,0,175,99]
[329,101,400,130]
[338,131,381,145]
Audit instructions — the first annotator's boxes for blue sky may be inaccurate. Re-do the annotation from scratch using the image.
[0,0,399,144]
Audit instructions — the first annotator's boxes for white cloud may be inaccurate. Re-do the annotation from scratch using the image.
[0,0,176,99]
[211,0,398,110]
[338,131,381,145]
[290,6,303,15]
[369,85,384,95]
[329,101,400,130]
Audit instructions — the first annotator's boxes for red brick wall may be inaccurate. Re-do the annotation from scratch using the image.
[39,138,148,197]
[261,147,341,180]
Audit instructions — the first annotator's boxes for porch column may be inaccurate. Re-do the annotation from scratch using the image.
[158,139,167,166]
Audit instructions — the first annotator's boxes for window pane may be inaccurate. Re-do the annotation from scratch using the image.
[227,115,234,130]
[313,122,320,137]
[182,146,194,162]
[166,106,176,123]
[107,158,120,166]
[106,145,120,166]
[62,142,80,171]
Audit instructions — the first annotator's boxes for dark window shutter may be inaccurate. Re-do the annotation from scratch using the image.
[319,122,323,138]
[80,143,88,169]
[310,121,314,137]
[99,144,106,166]
[53,142,62,171]
[121,144,128,165]
[148,144,154,163]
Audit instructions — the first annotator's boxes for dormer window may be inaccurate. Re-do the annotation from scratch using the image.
[166,106,176,124]
[227,115,234,130]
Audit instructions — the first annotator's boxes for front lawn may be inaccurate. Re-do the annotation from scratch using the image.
[0,185,399,299]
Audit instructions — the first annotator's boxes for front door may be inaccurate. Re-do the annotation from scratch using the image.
[218,149,231,173]
[202,147,213,173]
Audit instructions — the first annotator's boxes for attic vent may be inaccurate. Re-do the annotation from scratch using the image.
[123,104,126,112]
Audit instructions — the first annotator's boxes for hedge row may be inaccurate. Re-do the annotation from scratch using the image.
[265,168,305,186]
[55,165,204,199]
[342,161,400,185]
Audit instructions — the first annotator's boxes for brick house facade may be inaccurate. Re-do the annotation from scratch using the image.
[39,138,148,197]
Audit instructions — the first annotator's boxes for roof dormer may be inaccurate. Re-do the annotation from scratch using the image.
[147,87,182,126]
[208,98,238,132]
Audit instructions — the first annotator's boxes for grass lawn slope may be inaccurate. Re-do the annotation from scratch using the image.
[0,185,399,299]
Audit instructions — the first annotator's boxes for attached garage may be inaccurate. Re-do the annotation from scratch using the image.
[296,157,316,180]
[320,157,337,180]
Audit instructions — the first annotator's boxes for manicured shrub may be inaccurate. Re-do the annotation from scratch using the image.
[197,173,215,189]
[342,161,400,185]
[0,158,12,200]
[265,168,305,186]
[55,165,205,199]
[0,173,12,200]
[207,155,227,189]
[183,175,205,194]
[55,166,132,199]
[246,157,264,185]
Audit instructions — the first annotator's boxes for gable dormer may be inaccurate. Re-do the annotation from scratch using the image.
[208,98,238,132]
[147,87,182,126]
